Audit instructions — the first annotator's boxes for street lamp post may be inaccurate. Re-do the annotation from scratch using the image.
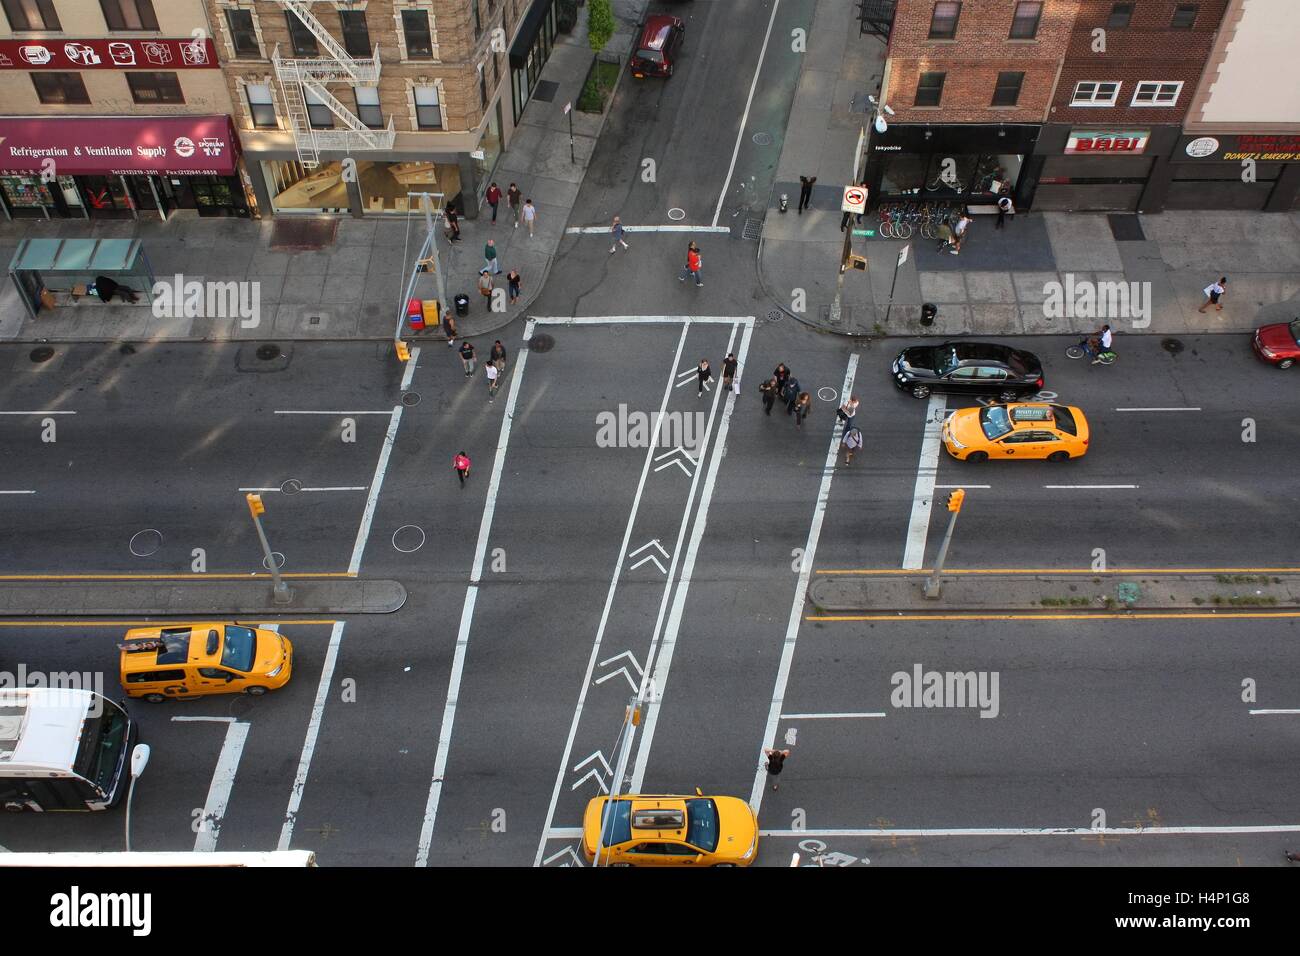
[124,743,151,852]
[245,493,292,605]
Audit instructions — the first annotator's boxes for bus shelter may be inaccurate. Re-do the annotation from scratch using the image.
[7,237,155,319]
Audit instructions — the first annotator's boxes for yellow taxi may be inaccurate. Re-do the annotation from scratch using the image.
[582,791,759,866]
[941,402,1090,462]
[119,623,293,702]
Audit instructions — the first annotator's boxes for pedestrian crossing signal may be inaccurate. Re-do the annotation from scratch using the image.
[395,340,411,362]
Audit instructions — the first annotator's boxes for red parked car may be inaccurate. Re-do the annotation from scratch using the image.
[631,15,685,79]
[1251,319,1300,369]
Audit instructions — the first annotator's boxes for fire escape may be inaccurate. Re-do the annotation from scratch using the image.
[271,0,396,168]
[857,0,896,40]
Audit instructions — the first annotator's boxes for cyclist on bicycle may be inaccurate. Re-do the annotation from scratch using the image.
[1082,324,1114,362]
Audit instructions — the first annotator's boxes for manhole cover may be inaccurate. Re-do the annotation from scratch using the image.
[401,391,421,407]
[667,208,686,221]
[743,218,764,240]
[280,478,303,494]
[119,344,136,355]
[752,131,773,146]
[256,344,282,361]
[1161,338,1184,354]
[129,529,162,557]
[262,552,286,571]
[392,525,426,554]
[29,347,55,363]
[530,333,555,353]
[766,309,783,323]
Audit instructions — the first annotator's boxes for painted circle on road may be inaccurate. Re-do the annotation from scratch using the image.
[129,529,162,557]
[262,552,286,571]
[752,131,773,146]
[401,391,421,407]
[1031,390,1058,402]
[667,207,685,221]
[280,478,303,494]
[817,386,838,403]
[392,525,426,554]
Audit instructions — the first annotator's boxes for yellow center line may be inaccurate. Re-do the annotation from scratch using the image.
[815,568,1300,576]
[0,620,340,628]
[0,572,355,581]
[806,611,1300,622]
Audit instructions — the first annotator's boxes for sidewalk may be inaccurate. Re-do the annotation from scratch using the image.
[758,0,1300,338]
[0,5,640,345]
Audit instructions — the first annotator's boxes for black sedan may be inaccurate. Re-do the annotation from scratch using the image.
[890,342,1044,401]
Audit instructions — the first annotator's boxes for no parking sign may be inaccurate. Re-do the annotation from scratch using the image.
[841,185,867,214]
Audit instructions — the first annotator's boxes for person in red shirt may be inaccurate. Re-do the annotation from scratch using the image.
[677,242,703,286]
[485,182,501,224]
[453,451,471,487]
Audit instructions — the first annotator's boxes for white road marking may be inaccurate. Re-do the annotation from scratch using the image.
[630,321,751,792]
[400,346,421,391]
[935,484,988,489]
[171,716,249,852]
[781,712,886,719]
[543,827,584,839]
[629,554,668,574]
[239,487,368,493]
[565,225,731,234]
[347,406,402,575]
[902,395,947,569]
[762,824,1300,837]
[0,411,75,415]
[274,410,395,415]
[278,620,345,851]
[1249,709,1300,715]
[416,319,535,867]
[1115,407,1201,412]
[1044,484,1139,489]
[531,315,752,326]
[748,355,859,813]
[0,490,35,495]
[674,367,697,388]
[710,0,783,227]
[533,323,694,866]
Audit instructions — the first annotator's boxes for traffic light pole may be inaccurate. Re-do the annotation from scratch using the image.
[924,489,964,599]
[246,494,292,605]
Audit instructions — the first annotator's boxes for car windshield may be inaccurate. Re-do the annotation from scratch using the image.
[980,406,1013,440]
[636,49,663,63]
[73,698,129,797]
[1051,405,1077,436]
[938,348,961,375]
[220,625,256,672]
[1290,318,1300,344]
[599,800,633,847]
[684,798,720,852]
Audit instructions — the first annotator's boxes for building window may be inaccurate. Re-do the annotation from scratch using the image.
[100,0,159,31]
[473,0,482,39]
[1171,4,1198,29]
[1131,81,1182,107]
[126,71,183,104]
[1070,81,1120,106]
[355,86,383,128]
[413,84,442,129]
[403,9,434,58]
[32,72,89,105]
[2,0,61,30]
[914,71,945,107]
[991,71,1024,107]
[1106,3,1133,28]
[246,83,277,128]
[479,64,488,109]
[305,87,333,128]
[928,2,961,39]
[340,10,372,58]
[1009,2,1041,39]
[286,12,319,56]
[226,9,261,58]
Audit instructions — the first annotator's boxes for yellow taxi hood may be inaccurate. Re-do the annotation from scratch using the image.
[714,796,759,855]
[945,407,988,446]
[253,630,285,673]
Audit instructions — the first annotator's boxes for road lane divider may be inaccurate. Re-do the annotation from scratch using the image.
[901,395,947,569]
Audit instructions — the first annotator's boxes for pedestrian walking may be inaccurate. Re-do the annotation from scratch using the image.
[764,748,790,791]
[773,363,791,393]
[453,451,471,486]
[522,199,536,237]
[759,376,779,415]
[697,358,713,397]
[782,376,801,415]
[937,221,955,253]
[444,202,461,241]
[490,339,507,371]
[1287,850,1300,863]
[836,395,860,431]
[485,361,500,401]
[793,391,812,427]
[485,182,501,224]
[444,312,458,348]
[507,183,522,227]
[458,339,476,377]
[609,215,630,254]
[1198,276,1227,313]
[951,212,972,255]
[506,268,522,305]
[478,269,494,309]
[678,242,703,286]
[995,191,1015,229]
[483,239,501,275]
[722,352,738,391]
[798,175,816,214]
[842,427,863,465]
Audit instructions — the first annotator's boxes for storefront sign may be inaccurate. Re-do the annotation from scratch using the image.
[1065,130,1149,155]
[1177,133,1300,162]
[0,116,238,176]
[0,37,217,70]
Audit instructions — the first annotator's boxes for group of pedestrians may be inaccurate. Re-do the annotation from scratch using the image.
[693,354,739,397]
[455,338,508,401]
[758,363,862,461]
[608,217,705,287]
[452,182,536,236]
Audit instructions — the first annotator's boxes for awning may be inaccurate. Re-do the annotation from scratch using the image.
[0,115,238,176]
[510,0,556,68]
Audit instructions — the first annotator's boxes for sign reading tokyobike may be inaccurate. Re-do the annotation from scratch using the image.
[0,37,218,70]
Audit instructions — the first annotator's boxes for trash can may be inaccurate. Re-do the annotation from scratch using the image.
[920,303,937,327]
[454,294,470,317]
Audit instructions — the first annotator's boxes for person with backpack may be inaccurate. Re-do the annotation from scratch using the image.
[782,376,801,415]
[792,391,812,428]
[759,376,780,416]
[842,427,863,465]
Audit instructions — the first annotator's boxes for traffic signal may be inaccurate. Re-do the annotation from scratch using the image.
[246,492,265,517]
[395,340,411,362]
[946,489,965,513]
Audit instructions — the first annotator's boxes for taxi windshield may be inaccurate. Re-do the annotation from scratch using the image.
[979,405,1013,440]
[684,798,720,852]
[220,626,256,672]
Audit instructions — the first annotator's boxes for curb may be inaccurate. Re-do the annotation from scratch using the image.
[0,579,408,616]
[805,605,1300,615]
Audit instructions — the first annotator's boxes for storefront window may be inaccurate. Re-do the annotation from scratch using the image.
[358,160,460,215]
[80,175,133,216]
[877,151,1025,201]
[264,159,351,213]
[880,156,928,196]
[1,175,52,210]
